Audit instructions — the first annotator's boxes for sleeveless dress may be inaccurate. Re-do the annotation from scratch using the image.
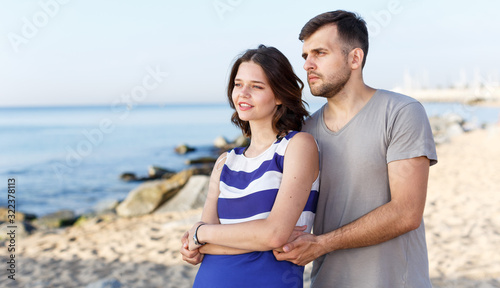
[193,131,320,288]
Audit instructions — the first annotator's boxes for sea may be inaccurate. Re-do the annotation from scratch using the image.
[1,101,499,217]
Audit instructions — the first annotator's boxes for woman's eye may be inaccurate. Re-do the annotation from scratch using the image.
[253,85,263,89]
[234,83,242,87]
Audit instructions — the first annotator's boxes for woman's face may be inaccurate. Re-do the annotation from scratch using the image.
[232,61,281,123]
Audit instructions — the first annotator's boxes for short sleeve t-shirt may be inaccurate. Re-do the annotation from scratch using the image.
[302,89,437,288]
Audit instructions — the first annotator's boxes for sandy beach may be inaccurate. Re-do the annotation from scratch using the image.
[1,125,500,287]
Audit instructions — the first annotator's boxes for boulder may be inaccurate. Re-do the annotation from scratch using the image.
[148,165,175,179]
[213,136,229,148]
[116,168,197,217]
[93,198,120,215]
[233,135,250,147]
[185,157,218,165]
[446,122,465,138]
[429,116,465,145]
[0,221,35,240]
[175,143,196,154]
[33,210,77,229]
[155,175,210,213]
[0,222,21,240]
[74,213,118,228]
[0,207,36,222]
[119,172,138,182]
[443,113,464,125]
[216,135,250,153]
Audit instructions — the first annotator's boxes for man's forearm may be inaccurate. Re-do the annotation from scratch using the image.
[319,201,421,253]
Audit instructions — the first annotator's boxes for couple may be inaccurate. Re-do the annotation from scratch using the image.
[181,10,437,288]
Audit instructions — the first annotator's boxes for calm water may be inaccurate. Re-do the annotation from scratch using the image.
[1,102,498,216]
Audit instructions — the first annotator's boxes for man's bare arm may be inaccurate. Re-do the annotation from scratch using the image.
[274,156,430,266]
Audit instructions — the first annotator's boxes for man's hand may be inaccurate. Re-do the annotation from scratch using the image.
[274,225,308,252]
[273,233,323,266]
[180,231,204,265]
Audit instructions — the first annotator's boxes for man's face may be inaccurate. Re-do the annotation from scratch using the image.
[301,24,351,98]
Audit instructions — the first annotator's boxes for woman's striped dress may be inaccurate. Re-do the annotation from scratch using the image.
[193,131,319,288]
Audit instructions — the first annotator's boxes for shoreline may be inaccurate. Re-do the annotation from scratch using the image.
[2,100,500,219]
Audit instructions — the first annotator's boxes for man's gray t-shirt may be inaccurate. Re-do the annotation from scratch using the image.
[302,89,437,288]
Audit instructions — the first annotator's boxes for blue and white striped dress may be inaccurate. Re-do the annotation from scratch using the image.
[193,131,319,288]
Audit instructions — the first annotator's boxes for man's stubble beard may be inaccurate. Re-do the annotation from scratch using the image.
[309,68,351,99]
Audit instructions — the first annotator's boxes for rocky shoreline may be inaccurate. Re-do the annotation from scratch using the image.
[0,135,248,240]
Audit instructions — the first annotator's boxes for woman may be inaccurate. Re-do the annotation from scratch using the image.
[181,45,319,287]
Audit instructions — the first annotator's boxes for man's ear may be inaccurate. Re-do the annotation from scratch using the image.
[349,48,364,70]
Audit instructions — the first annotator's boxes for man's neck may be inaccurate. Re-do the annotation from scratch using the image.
[323,84,376,132]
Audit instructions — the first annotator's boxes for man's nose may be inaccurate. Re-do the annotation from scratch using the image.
[303,56,316,71]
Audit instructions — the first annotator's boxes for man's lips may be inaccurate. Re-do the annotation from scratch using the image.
[308,74,320,81]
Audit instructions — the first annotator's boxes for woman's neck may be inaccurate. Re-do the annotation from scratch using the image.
[245,124,279,157]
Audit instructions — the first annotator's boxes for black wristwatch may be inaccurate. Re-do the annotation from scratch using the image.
[193,223,206,246]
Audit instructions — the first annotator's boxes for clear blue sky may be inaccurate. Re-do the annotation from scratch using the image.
[1,0,499,107]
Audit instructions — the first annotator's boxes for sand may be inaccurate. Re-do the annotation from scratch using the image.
[1,126,499,288]
[425,126,500,287]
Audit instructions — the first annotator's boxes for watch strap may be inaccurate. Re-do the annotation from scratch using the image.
[193,223,206,246]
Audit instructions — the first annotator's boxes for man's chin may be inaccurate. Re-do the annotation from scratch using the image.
[309,89,328,98]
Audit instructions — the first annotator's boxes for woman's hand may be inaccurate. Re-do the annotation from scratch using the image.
[188,221,206,251]
[180,231,204,265]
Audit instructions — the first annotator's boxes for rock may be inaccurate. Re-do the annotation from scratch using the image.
[443,113,464,125]
[429,116,447,133]
[213,136,229,148]
[148,165,175,179]
[121,167,176,182]
[446,122,465,138]
[462,120,480,132]
[429,115,466,145]
[33,210,77,229]
[93,199,120,215]
[0,207,36,222]
[216,135,250,152]
[233,135,250,147]
[116,168,198,217]
[155,175,210,213]
[120,172,137,182]
[74,213,118,228]
[85,278,122,288]
[189,165,214,176]
[185,157,218,165]
[0,221,35,240]
[175,143,196,154]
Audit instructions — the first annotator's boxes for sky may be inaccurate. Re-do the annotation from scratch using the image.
[1,0,499,107]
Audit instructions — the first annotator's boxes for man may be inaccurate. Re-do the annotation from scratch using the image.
[272,10,437,287]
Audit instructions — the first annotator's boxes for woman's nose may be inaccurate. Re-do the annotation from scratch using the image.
[239,85,251,97]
